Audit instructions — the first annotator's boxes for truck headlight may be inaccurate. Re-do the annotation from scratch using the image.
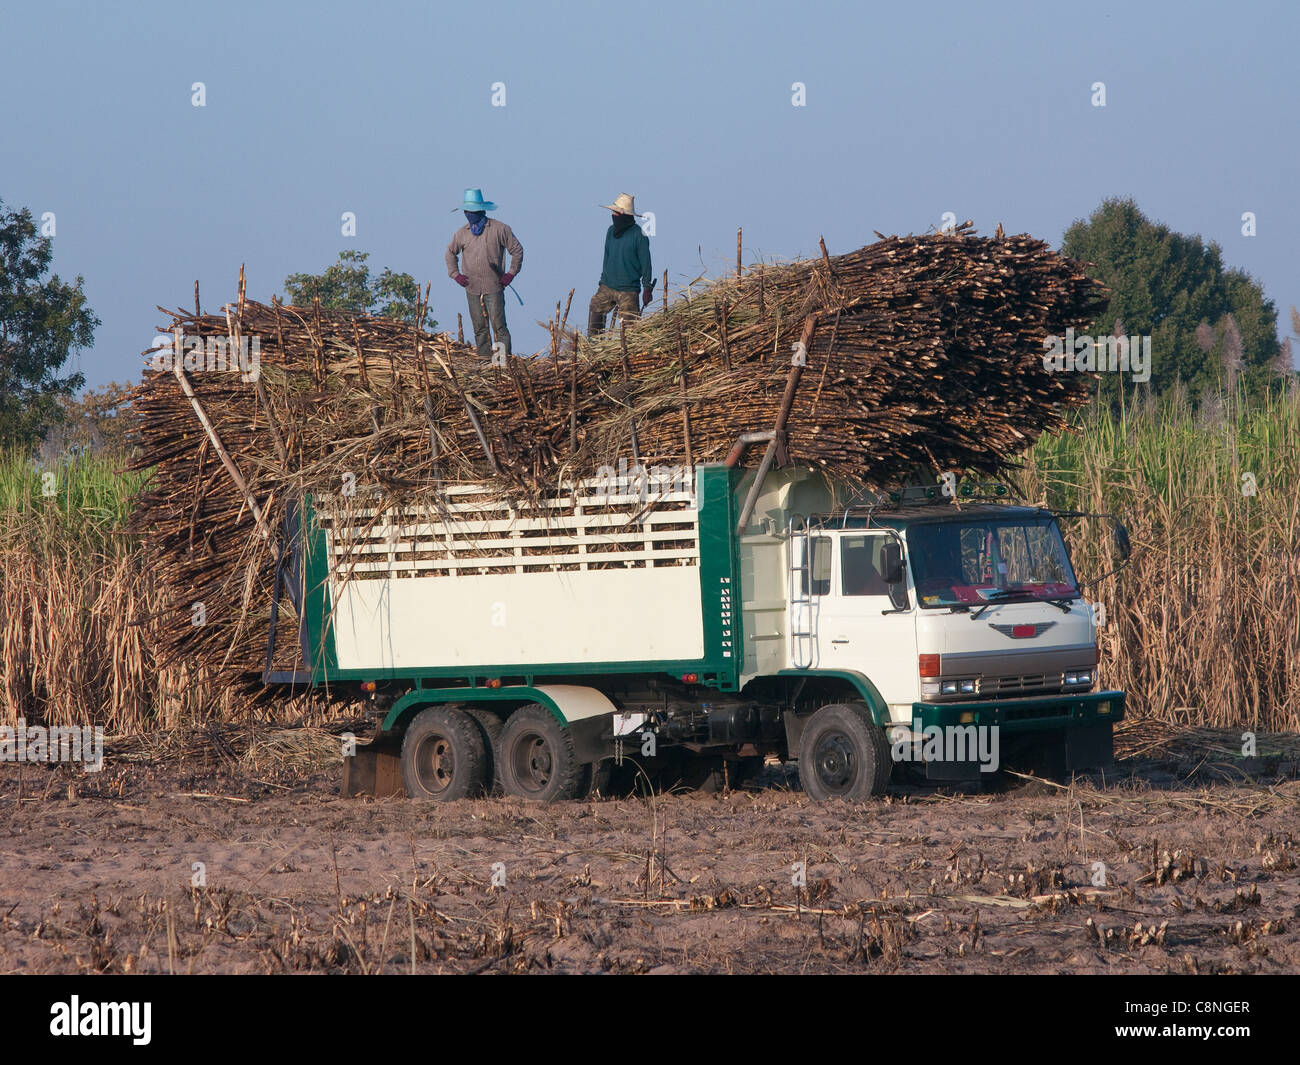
[959,679,976,693]
[941,680,958,695]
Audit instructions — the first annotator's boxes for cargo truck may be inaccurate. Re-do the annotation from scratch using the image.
[264,461,1127,802]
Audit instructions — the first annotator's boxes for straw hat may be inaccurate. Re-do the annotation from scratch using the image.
[601,193,638,216]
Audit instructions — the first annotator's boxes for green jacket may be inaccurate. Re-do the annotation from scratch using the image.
[599,223,652,292]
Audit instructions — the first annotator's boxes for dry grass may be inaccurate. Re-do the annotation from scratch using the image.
[1017,384,1300,731]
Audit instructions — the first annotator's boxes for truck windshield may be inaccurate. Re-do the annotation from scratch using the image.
[906,518,1078,608]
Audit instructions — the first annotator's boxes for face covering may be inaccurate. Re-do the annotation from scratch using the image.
[465,210,487,236]
[612,212,638,236]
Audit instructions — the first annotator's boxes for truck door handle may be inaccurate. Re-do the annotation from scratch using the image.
[830,638,850,644]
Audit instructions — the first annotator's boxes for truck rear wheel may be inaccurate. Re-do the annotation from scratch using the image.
[401,706,489,801]
[798,702,891,801]
[462,705,505,794]
[498,704,583,802]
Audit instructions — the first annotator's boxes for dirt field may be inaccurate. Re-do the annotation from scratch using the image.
[1,726,1298,975]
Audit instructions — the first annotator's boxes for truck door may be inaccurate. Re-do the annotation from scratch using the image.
[815,531,919,714]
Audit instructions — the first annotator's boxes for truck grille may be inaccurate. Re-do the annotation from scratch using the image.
[979,673,1064,696]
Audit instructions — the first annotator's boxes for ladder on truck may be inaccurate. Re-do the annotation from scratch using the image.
[787,515,817,668]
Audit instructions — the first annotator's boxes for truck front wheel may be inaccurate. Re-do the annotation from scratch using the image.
[798,702,892,801]
[498,704,583,802]
[401,706,489,801]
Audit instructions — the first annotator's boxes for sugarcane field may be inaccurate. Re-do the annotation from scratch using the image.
[2,0,1298,1028]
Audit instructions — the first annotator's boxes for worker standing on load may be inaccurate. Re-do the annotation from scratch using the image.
[587,193,653,336]
[445,188,524,359]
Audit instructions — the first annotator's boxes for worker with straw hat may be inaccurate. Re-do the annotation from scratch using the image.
[587,193,653,336]
[445,188,524,359]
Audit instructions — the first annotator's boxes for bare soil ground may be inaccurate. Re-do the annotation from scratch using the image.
[1,724,1298,974]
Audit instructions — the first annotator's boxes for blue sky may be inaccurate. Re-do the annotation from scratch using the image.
[2,0,1296,388]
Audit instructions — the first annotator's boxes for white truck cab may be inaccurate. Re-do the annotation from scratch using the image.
[790,505,1100,723]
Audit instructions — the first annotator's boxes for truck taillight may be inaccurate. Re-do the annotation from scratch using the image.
[681,673,699,684]
[918,654,940,679]
[360,681,376,692]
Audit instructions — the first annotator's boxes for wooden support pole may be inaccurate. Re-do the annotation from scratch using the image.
[171,326,272,541]
[619,321,641,468]
[736,314,817,534]
[570,330,579,452]
[716,297,732,370]
[559,288,574,334]
[352,321,371,389]
[446,357,498,474]
[676,326,693,470]
[423,394,443,491]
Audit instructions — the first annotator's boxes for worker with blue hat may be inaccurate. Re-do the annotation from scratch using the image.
[445,188,524,359]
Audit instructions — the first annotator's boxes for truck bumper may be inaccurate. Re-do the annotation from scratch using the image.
[903,690,1125,780]
[910,689,1124,732]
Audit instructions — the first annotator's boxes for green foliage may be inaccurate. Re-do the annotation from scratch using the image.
[0,447,143,555]
[0,198,98,450]
[1027,383,1298,523]
[1062,198,1284,401]
[282,250,436,330]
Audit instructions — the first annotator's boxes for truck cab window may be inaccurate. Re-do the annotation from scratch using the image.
[800,536,831,596]
[841,536,890,597]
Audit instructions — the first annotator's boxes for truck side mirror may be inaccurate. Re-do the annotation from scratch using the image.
[1114,524,1131,561]
[881,542,905,585]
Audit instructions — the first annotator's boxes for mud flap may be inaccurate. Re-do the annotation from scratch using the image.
[342,731,405,798]
[1065,721,1114,771]
[1003,722,1115,780]
[924,757,985,783]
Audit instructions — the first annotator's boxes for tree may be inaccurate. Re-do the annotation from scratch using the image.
[38,382,136,462]
[0,198,98,449]
[1061,199,1281,399]
[282,250,435,330]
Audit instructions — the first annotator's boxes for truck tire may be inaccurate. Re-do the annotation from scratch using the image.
[462,705,505,794]
[498,704,583,802]
[797,702,892,801]
[401,706,489,801]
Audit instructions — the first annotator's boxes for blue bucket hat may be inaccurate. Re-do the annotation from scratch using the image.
[453,188,497,212]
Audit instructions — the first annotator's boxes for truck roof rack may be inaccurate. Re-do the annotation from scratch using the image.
[807,479,1028,529]
[873,479,1024,509]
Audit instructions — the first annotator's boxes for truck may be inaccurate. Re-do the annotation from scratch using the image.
[264,460,1127,802]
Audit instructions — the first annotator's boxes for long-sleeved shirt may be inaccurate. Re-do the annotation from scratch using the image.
[598,223,652,292]
[445,219,523,295]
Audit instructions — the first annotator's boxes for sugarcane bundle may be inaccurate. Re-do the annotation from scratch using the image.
[128,226,1106,693]
[572,224,1108,488]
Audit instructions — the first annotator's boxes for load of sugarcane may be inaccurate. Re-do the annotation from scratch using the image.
[128,224,1106,690]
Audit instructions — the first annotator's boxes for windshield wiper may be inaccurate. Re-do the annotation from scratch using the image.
[970,590,1075,620]
[970,590,1036,620]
